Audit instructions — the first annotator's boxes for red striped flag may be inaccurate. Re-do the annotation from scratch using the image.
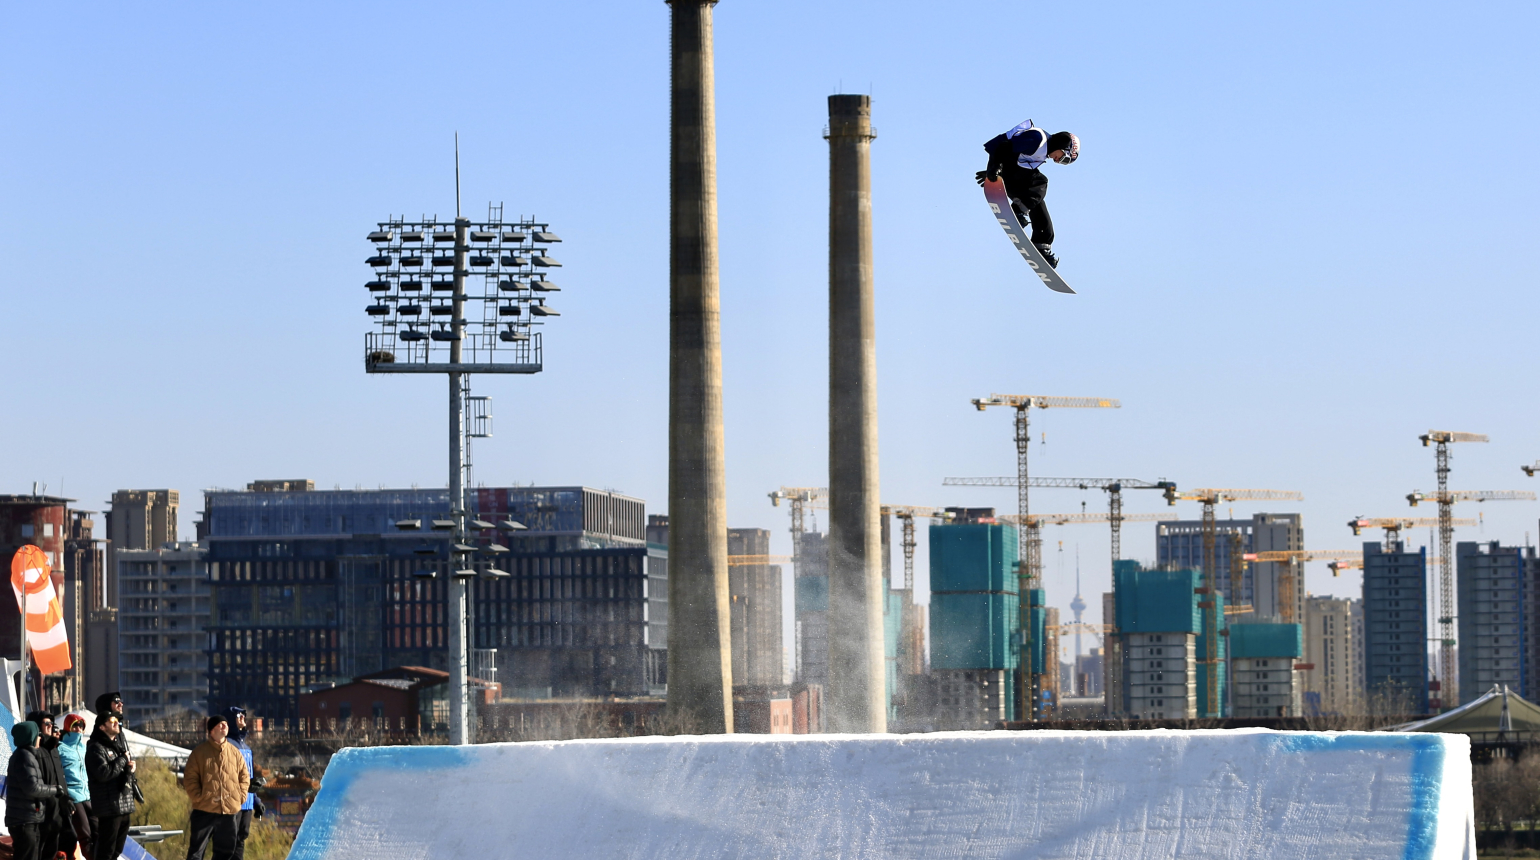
[10,545,72,675]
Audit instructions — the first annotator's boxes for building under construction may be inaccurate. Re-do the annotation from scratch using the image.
[928,518,1019,726]
[725,528,783,687]
[1229,622,1303,717]
[1157,513,1303,618]
[1113,561,1226,719]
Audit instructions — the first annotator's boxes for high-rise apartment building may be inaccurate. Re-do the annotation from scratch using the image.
[1527,548,1540,700]
[726,528,783,688]
[1075,648,1104,698]
[203,484,665,723]
[794,532,830,686]
[1457,541,1530,703]
[1123,632,1197,719]
[1157,513,1303,620]
[116,542,211,723]
[106,490,178,571]
[1229,622,1304,717]
[929,520,1020,726]
[1113,562,1225,719]
[1361,542,1429,713]
[1103,591,1122,715]
[1302,596,1364,716]
[98,489,180,703]
[1040,605,1061,715]
[64,510,108,705]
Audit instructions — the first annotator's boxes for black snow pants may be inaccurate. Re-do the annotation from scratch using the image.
[1003,168,1053,247]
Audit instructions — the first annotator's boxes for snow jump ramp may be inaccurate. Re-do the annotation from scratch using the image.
[290,729,1474,859]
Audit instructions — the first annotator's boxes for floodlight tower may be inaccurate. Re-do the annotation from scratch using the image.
[362,161,563,745]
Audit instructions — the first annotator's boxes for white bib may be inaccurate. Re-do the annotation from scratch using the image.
[1007,120,1051,170]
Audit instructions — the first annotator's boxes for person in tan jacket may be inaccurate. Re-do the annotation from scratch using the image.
[183,715,250,860]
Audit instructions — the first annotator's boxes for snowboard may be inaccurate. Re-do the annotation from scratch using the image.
[982,177,1075,294]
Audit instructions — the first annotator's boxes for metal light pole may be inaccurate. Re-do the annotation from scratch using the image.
[363,169,563,744]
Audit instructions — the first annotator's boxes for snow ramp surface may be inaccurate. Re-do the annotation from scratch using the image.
[290,729,1475,860]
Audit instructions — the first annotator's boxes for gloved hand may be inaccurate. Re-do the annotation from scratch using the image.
[254,797,266,820]
[975,170,998,187]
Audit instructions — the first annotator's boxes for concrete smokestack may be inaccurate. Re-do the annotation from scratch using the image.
[666,0,733,734]
[826,94,886,733]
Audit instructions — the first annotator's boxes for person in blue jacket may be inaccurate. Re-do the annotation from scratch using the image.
[58,714,94,860]
[976,119,1080,268]
[225,706,266,859]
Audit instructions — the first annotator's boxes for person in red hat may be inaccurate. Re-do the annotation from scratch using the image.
[59,714,94,860]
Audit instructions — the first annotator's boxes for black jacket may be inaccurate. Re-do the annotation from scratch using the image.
[36,737,70,830]
[5,747,65,826]
[92,694,132,758]
[983,128,1051,193]
[85,731,136,817]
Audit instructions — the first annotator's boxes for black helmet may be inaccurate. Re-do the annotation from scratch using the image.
[1046,131,1079,164]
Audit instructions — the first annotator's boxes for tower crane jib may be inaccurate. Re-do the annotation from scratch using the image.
[968,395,1120,721]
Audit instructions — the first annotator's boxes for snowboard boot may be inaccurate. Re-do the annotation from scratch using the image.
[1035,243,1059,269]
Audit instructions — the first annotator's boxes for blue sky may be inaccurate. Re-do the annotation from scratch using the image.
[4,1,1538,659]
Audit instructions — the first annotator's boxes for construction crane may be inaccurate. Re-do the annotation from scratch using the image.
[1407,429,1536,707]
[1047,622,1112,641]
[1326,559,1362,576]
[996,511,1177,540]
[1173,488,1304,716]
[1241,550,1360,621]
[995,511,1177,718]
[968,395,1120,722]
[945,476,1177,714]
[879,505,955,591]
[727,555,794,566]
[1523,462,1540,478]
[1348,517,1477,549]
[768,486,828,577]
[965,400,1121,582]
[947,476,1175,720]
[942,476,1177,566]
[994,511,1179,590]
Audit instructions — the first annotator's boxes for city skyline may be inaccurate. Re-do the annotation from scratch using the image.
[4,1,1539,640]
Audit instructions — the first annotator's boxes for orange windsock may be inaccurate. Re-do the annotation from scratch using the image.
[10,545,72,675]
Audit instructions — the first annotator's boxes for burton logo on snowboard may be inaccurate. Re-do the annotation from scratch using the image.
[982,178,1074,294]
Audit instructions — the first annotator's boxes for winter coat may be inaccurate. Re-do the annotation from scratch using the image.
[36,737,70,830]
[85,730,136,817]
[5,747,64,827]
[184,739,249,815]
[93,693,132,758]
[58,732,90,803]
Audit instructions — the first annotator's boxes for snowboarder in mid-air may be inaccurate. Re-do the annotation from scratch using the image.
[975,120,1079,268]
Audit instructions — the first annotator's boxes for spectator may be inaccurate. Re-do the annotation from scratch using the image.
[92,693,131,762]
[224,707,266,860]
[183,715,248,860]
[27,711,70,860]
[7,721,69,860]
[86,714,136,860]
[59,713,95,860]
